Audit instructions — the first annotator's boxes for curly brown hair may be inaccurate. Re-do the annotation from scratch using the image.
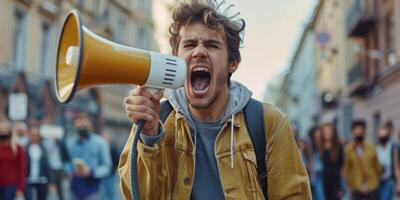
[169,1,245,80]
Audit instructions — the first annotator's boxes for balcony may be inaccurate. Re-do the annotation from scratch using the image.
[346,0,375,37]
[347,63,370,96]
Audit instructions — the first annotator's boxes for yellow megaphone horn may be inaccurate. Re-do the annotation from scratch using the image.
[55,10,187,103]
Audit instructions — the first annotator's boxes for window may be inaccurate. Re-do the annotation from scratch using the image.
[340,104,353,141]
[38,23,51,78]
[385,12,396,66]
[12,9,27,71]
[77,0,84,8]
[137,27,149,50]
[373,112,381,141]
[113,15,127,44]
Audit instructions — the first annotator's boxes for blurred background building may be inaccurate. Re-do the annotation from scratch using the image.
[1,0,400,147]
[0,0,177,147]
[266,0,400,142]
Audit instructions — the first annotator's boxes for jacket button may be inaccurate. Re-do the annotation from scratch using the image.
[183,177,191,185]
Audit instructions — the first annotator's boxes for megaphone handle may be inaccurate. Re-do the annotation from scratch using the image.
[131,119,145,200]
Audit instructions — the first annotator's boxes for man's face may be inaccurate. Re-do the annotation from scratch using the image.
[28,127,40,144]
[0,125,11,139]
[74,117,91,130]
[15,124,27,137]
[352,126,365,138]
[177,22,238,109]
[378,128,390,139]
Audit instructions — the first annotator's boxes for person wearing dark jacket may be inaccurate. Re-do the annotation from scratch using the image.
[320,123,344,200]
[43,136,71,200]
[25,122,54,200]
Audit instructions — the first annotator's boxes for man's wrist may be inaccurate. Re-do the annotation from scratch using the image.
[140,125,164,146]
[141,129,159,136]
[141,122,160,136]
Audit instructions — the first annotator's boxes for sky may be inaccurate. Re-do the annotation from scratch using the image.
[232,0,317,100]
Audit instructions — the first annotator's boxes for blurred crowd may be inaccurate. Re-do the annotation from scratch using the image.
[298,119,399,200]
[0,114,121,200]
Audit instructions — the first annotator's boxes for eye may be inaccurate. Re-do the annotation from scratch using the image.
[183,43,196,48]
[206,43,220,49]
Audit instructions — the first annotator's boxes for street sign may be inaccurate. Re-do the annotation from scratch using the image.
[8,93,28,121]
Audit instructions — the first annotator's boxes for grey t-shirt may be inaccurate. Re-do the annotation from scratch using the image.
[190,118,225,200]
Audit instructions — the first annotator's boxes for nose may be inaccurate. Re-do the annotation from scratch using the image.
[192,44,207,59]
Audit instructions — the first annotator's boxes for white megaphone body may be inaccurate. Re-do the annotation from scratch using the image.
[55,10,186,103]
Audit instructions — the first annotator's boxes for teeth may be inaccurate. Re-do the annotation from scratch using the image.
[192,67,209,72]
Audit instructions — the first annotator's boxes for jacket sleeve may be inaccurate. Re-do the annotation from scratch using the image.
[91,138,112,179]
[264,104,312,200]
[119,124,176,200]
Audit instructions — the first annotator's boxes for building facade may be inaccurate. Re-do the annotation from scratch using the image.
[285,25,318,138]
[346,0,400,140]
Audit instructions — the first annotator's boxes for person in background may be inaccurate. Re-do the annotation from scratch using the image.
[0,120,26,200]
[100,132,121,200]
[66,114,112,200]
[43,129,71,200]
[308,126,325,200]
[376,124,395,200]
[24,121,55,200]
[14,121,28,147]
[343,120,381,200]
[298,137,313,177]
[396,123,400,200]
[320,123,343,200]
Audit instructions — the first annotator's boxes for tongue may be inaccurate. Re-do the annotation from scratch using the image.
[193,77,209,91]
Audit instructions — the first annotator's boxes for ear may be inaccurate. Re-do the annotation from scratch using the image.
[228,60,239,74]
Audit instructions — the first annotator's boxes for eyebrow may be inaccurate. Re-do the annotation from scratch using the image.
[181,38,223,45]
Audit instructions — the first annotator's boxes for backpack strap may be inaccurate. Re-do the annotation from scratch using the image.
[159,100,174,122]
[244,98,268,199]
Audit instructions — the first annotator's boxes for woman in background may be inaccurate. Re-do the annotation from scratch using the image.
[0,120,26,200]
[320,123,344,200]
[308,126,325,200]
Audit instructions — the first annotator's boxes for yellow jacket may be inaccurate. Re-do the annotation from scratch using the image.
[343,142,381,192]
[118,103,311,199]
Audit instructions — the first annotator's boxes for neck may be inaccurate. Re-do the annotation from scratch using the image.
[189,85,229,122]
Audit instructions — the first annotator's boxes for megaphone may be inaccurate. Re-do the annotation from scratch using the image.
[55,10,186,103]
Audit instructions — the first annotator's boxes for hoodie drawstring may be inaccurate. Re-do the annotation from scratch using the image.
[230,113,235,169]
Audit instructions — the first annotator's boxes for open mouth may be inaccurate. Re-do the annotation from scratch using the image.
[191,67,211,94]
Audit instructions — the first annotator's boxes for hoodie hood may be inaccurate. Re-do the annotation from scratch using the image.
[164,80,253,128]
